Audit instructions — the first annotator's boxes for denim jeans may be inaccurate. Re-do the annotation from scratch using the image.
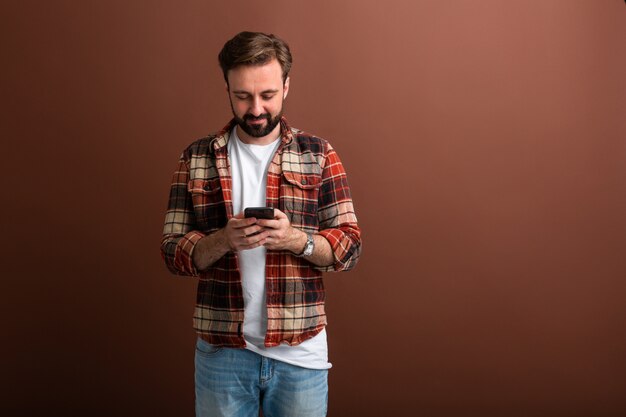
[195,338,328,417]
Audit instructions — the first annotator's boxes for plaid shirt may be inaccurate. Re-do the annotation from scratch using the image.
[161,117,361,348]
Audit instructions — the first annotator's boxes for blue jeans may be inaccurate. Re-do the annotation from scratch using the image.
[195,338,328,417]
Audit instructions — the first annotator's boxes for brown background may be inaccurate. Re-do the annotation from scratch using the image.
[2,1,625,416]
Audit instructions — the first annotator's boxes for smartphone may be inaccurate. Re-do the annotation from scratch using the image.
[244,207,275,220]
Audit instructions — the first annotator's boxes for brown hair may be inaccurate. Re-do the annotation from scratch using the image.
[218,31,292,85]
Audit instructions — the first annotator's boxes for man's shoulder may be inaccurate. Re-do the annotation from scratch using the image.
[181,120,234,158]
[289,127,330,155]
[181,134,219,158]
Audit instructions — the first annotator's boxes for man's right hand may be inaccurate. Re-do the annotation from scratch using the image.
[223,212,269,251]
[193,213,269,272]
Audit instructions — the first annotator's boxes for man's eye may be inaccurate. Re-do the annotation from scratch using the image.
[236,95,249,100]
[261,95,275,100]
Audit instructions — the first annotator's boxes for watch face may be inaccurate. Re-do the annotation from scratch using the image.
[303,234,314,256]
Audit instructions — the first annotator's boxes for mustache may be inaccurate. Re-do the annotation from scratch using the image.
[243,114,270,121]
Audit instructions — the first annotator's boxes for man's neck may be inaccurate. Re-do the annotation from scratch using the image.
[236,124,281,146]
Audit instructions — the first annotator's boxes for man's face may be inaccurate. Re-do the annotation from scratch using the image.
[227,59,289,143]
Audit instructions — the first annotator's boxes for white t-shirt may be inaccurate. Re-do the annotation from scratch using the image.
[228,127,331,370]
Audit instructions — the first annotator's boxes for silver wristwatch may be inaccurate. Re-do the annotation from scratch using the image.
[300,233,315,257]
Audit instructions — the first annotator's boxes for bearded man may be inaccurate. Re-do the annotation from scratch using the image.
[161,31,361,417]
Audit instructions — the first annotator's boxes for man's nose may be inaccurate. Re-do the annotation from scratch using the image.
[249,97,263,116]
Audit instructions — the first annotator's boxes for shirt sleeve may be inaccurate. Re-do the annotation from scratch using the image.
[314,143,362,272]
[160,152,205,276]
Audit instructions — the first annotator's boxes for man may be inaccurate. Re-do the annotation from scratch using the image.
[161,31,361,417]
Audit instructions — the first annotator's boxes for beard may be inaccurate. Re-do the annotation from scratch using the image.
[234,111,283,138]
[229,97,283,138]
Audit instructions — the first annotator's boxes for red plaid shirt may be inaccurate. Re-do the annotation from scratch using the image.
[161,118,361,347]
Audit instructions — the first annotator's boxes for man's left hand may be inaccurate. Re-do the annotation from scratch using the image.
[255,208,306,254]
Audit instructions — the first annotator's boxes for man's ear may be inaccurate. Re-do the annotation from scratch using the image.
[283,77,290,99]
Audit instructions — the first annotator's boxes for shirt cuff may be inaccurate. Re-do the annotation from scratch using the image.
[315,228,360,272]
[174,230,206,276]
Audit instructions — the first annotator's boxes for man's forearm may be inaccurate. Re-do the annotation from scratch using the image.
[192,229,231,271]
[193,226,335,271]
[308,234,335,267]
[289,228,335,267]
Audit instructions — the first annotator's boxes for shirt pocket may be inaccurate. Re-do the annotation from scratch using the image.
[188,178,227,232]
[280,171,322,230]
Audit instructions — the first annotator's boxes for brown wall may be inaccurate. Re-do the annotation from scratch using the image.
[2,1,625,416]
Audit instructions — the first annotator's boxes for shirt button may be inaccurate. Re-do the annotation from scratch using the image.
[301,179,307,185]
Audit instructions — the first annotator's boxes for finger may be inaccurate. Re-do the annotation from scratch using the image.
[262,236,279,250]
[238,231,269,249]
[272,209,288,219]
[230,217,258,229]
[255,219,280,229]
[241,224,264,236]
[244,229,269,243]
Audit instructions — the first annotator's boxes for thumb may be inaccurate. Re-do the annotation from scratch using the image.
[273,208,288,219]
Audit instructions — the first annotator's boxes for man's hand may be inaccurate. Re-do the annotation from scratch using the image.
[256,209,307,253]
[224,213,270,251]
[193,212,269,271]
[194,209,335,270]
